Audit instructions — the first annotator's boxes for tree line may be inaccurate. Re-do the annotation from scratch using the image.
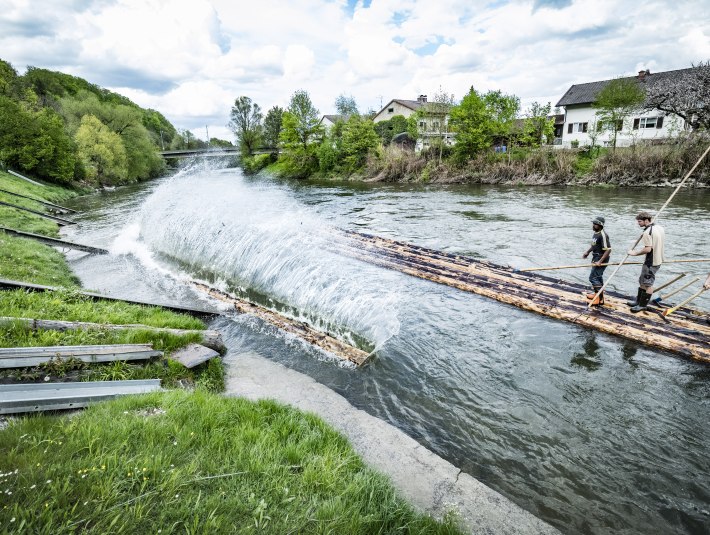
[0,59,181,186]
[232,62,710,179]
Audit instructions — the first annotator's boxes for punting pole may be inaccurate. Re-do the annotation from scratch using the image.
[588,142,710,309]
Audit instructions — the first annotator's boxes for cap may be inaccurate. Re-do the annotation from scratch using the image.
[592,216,605,226]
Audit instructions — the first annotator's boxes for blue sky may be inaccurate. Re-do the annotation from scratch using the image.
[1,0,708,141]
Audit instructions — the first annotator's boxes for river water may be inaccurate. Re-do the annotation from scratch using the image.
[62,161,710,535]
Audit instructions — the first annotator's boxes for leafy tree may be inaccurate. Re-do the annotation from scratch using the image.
[335,94,359,116]
[0,96,75,183]
[522,101,554,147]
[374,115,408,145]
[228,96,263,156]
[0,60,18,97]
[278,90,324,177]
[428,88,456,163]
[74,114,127,185]
[644,61,710,131]
[340,116,380,171]
[483,90,519,160]
[593,77,645,151]
[449,87,493,162]
[263,106,284,149]
[142,109,177,149]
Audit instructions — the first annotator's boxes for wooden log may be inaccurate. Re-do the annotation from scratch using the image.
[0,188,77,213]
[0,344,161,368]
[191,282,370,366]
[0,317,225,352]
[338,230,710,363]
[0,279,219,319]
[0,227,108,254]
[0,200,76,225]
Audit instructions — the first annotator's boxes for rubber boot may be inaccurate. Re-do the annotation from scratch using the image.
[627,288,644,307]
[587,286,604,306]
[630,292,651,313]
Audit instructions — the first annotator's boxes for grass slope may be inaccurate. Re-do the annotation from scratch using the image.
[0,391,462,534]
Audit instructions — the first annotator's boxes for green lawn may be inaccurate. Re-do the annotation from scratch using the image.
[0,390,461,534]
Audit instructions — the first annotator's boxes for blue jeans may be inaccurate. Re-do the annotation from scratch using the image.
[589,265,607,287]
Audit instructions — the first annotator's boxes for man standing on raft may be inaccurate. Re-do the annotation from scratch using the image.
[627,211,665,313]
[583,216,611,306]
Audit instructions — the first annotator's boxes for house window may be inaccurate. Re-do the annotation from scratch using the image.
[567,122,588,133]
[418,121,425,128]
[633,117,664,129]
[432,121,440,129]
[388,107,394,113]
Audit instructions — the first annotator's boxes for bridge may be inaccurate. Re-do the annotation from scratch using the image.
[159,148,277,159]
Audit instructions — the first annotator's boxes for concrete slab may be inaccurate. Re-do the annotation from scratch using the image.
[170,343,219,368]
[225,351,560,535]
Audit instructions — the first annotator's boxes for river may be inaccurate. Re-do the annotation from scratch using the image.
[61,161,710,535]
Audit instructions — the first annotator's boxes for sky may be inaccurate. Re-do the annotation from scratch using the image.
[1,0,709,143]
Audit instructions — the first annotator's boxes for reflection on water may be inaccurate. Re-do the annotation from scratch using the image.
[62,164,710,535]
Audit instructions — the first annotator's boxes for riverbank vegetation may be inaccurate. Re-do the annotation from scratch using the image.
[233,63,710,186]
[0,59,233,188]
[0,390,462,533]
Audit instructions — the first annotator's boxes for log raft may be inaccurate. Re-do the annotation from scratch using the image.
[340,231,710,363]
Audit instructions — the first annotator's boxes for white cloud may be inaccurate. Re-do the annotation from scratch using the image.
[1,0,708,139]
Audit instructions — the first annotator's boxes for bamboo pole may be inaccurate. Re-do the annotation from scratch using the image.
[663,288,708,317]
[588,142,710,309]
[649,273,686,294]
[520,259,710,272]
[655,277,701,302]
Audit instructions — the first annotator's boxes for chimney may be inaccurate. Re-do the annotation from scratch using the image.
[638,69,651,81]
[417,94,427,103]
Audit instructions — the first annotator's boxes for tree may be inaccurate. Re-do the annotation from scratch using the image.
[521,101,554,148]
[74,114,127,185]
[0,60,18,97]
[593,77,645,151]
[428,88,456,163]
[644,61,710,131]
[340,116,380,171]
[0,96,75,183]
[483,90,519,160]
[449,87,493,162]
[335,94,359,116]
[278,90,324,178]
[263,106,284,149]
[228,96,263,156]
[374,115,408,145]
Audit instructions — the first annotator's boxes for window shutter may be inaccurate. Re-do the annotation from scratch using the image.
[657,117,663,129]
[568,123,573,134]
[633,118,640,130]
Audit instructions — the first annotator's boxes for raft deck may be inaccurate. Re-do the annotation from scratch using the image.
[341,231,710,363]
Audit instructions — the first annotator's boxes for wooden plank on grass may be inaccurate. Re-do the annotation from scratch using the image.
[0,344,161,369]
[0,317,225,352]
[0,379,162,414]
[170,343,219,368]
[0,188,77,213]
[0,200,76,225]
[0,227,108,254]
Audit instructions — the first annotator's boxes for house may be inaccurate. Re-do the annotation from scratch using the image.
[555,68,690,149]
[319,114,348,132]
[373,95,454,151]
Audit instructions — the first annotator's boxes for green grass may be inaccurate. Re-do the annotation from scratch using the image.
[0,170,81,236]
[0,288,206,330]
[0,390,461,534]
[0,235,80,286]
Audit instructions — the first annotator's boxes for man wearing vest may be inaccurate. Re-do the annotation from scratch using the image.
[583,216,611,306]
[627,211,665,313]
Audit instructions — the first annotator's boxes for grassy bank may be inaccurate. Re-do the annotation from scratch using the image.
[0,390,461,533]
[357,136,710,186]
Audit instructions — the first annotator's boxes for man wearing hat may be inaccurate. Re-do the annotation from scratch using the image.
[582,216,611,306]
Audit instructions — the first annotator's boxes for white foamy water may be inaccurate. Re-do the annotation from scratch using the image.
[129,169,401,348]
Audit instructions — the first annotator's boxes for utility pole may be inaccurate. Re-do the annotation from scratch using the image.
[205,125,210,147]
[159,129,164,151]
